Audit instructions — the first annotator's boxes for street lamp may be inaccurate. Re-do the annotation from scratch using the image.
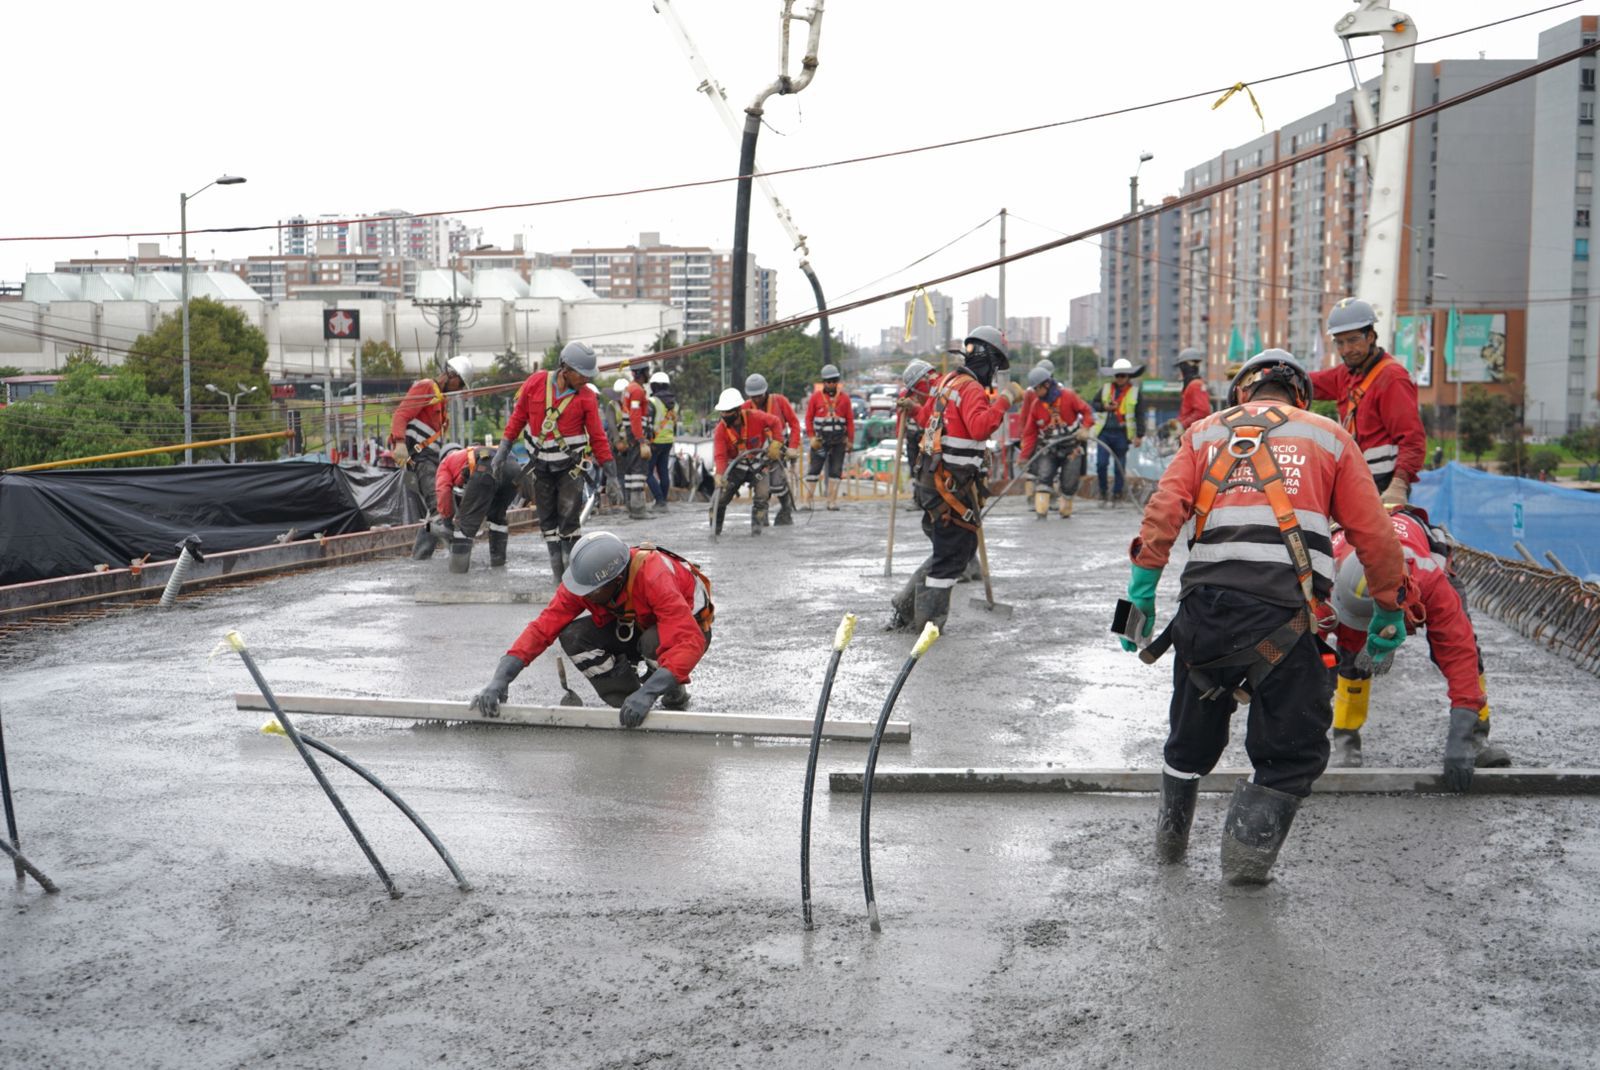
[1128,152,1154,368]
[206,383,258,463]
[181,174,247,464]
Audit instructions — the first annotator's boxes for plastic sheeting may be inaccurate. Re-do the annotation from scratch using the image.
[0,463,408,586]
[1411,462,1600,582]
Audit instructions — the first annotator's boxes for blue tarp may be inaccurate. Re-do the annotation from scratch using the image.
[1411,462,1600,582]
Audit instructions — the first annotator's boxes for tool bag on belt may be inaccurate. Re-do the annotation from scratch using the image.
[912,375,984,532]
[611,542,715,641]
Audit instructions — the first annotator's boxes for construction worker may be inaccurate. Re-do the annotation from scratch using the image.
[1091,357,1147,504]
[1313,298,1426,505]
[434,442,519,573]
[646,370,678,512]
[1176,347,1212,430]
[805,364,855,511]
[744,373,802,524]
[389,355,472,559]
[1019,365,1094,519]
[897,358,937,477]
[491,341,618,584]
[617,362,654,520]
[1124,349,1408,885]
[712,387,785,536]
[887,326,1020,632]
[1324,505,1511,788]
[1016,357,1054,496]
[468,531,713,727]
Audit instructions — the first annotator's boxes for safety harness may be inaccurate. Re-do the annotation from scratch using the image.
[918,372,981,532]
[530,372,592,479]
[406,380,447,451]
[611,542,715,641]
[1340,355,1394,435]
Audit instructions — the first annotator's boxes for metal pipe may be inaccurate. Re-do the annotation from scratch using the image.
[1512,541,1539,565]
[5,430,293,473]
[802,263,832,364]
[1545,550,1574,576]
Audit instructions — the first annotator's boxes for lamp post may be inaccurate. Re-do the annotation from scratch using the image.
[1128,152,1153,368]
[205,383,258,463]
[181,174,246,464]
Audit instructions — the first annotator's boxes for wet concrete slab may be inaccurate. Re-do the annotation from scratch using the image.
[3,495,1599,1068]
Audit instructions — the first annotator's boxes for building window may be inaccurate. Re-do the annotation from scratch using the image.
[1583,102,1596,125]
[1584,67,1596,90]
[1581,172,1595,190]
[1580,208,1592,228]
[1578,238,1590,261]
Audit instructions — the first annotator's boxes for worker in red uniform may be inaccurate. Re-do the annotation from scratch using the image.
[389,355,472,560]
[897,358,939,483]
[805,364,855,511]
[434,442,520,573]
[1019,365,1094,519]
[711,387,785,536]
[468,531,713,727]
[1176,347,1212,430]
[886,325,1020,633]
[490,341,618,583]
[1017,357,1054,495]
[1312,298,1425,506]
[744,372,802,525]
[619,362,654,520]
[1324,505,1511,789]
[1124,349,1408,884]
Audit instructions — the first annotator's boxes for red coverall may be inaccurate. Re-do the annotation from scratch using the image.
[745,394,801,448]
[912,370,1009,587]
[713,409,783,475]
[389,378,447,451]
[1178,377,1211,429]
[1310,350,1424,493]
[503,371,614,468]
[1019,388,1095,462]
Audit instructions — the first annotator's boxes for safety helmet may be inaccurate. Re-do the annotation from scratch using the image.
[901,359,934,389]
[631,362,651,382]
[964,325,1010,369]
[439,442,463,460]
[1176,347,1204,367]
[715,387,746,412]
[1106,357,1142,377]
[611,377,630,395]
[1331,553,1375,631]
[1228,348,1312,407]
[1026,366,1052,389]
[1034,358,1056,376]
[563,531,632,597]
[819,364,841,382]
[649,371,671,386]
[1326,298,1377,336]
[559,341,599,378]
[745,373,769,396]
[444,355,474,388]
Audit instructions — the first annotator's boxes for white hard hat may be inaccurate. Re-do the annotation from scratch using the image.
[715,387,746,412]
[1108,358,1140,374]
[649,371,670,385]
[612,378,630,394]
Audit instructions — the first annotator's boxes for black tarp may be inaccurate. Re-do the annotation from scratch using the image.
[0,463,405,585]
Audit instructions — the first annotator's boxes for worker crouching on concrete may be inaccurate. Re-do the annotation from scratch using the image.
[470,532,713,727]
[744,373,802,525]
[390,355,472,560]
[1019,365,1094,520]
[1123,349,1408,884]
[1324,504,1511,789]
[434,442,520,573]
[712,388,785,536]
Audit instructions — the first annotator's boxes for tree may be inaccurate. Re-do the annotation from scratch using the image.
[1457,384,1515,466]
[0,365,24,380]
[0,363,182,469]
[359,339,406,378]
[124,298,273,460]
[542,336,564,372]
[1561,424,1600,478]
[62,346,106,372]
[747,328,833,399]
[1048,344,1100,396]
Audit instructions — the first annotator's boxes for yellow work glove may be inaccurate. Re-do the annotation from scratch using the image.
[766,439,783,461]
[809,436,823,451]
[1000,382,1026,406]
[391,441,410,465]
[1075,427,1092,442]
[1381,474,1410,507]
[785,446,801,461]
[637,441,651,459]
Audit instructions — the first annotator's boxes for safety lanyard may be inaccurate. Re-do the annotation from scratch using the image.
[1342,356,1391,434]
[540,373,579,447]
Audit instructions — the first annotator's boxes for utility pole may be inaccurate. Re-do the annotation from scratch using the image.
[416,266,481,440]
[1129,153,1153,369]
[998,208,1007,335]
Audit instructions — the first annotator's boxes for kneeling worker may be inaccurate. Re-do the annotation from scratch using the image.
[469,531,714,727]
[435,442,520,572]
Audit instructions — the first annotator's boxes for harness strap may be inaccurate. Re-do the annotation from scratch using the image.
[1185,610,1311,701]
[539,373,580,447]
[614,544,716,637]
[1342,355,1393,434]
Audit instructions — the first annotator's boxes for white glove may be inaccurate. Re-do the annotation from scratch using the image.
[1380,474,1410,507]
[391,441,410,465]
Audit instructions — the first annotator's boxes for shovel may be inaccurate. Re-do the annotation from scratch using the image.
[966,486,1014,618]
[556,656,583,707]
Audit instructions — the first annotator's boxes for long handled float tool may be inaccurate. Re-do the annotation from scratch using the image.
[800,613,857,930]
[882,412,906,577]
[967,485,1014,618]
[860,622,940,932]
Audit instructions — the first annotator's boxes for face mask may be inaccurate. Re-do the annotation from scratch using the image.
[823,383,838,395]
[721,410,740,425]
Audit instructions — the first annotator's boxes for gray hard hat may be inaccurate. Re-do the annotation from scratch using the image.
[1027,366,1052,389]
[1034,358,1056,375]
[1331,553,1375,631]
[444,355,473,388]
[819,364,841,381]
[563,531,632,597]
[1176,347,1204,366]
[964,325,1010,368]
[1229,348,1312,407]
[439,441,463,459]
[559,341,599,378]
[745,373,769,396]
[901,359,934,389]
[1327,298,1377,336]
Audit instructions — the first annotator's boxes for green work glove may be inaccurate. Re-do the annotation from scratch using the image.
[1121,564,1161,653]
[1364,604,1407,670]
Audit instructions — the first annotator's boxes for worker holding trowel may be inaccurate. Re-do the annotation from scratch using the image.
[1121,349,1407,885]
[468,531,714,728]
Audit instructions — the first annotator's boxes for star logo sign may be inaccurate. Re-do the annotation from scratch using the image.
[328,311,355,337]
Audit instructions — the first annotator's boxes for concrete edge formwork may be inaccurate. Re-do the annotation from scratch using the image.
[414,590,540,604]
[826,767,1600,795]
[234,693,912,743]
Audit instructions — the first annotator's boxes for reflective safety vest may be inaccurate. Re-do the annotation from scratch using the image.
[649,395,676,444]
[1092,381,1139,436]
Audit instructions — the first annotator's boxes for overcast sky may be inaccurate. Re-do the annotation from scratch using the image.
[1,0,1574,348]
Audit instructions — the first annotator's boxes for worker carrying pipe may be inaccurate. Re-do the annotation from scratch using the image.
[804,365,854,511]
[1313,298,1426,507]
[1323,504,1512,788]
[1018,365,1094,521]
[885,326,1020,634]
[469,531,714,727]
[1123,349,1408,885]
[712,388,786,536]
[389,355,472,561]
[434,443,520,574]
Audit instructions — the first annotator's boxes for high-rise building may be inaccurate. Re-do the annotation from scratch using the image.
[1066,292,1101,348]
[1100,201,1182,375]
[277,210,475,266]
[966,294,999,332]
[1005,316,1052,349]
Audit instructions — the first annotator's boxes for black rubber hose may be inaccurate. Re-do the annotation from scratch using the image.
[0,707,24,883]
[800,614,856,929]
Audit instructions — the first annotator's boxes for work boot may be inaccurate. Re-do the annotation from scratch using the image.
[1058,495,1074,519]
[545,540,567,585]
[652,498,668,514]
[1034,491,1050,519]
[912,585,951,632]
[411,524,437,560]
[1098,492,1109,509]
[1329,728,1363,768]
[448,534,473,574]
[886,560,931,631]
[1219,779,1301,886]
[487,528,508,568]
[713,501,728,538]
[775,495,795,526]
[1472,716,1512,768]
[628,497,650,521]
[1156,771,1200,864]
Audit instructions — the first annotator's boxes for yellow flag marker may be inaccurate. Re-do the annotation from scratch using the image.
[1212,81,1265,132]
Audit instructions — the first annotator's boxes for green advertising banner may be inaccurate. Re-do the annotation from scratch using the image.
[1392,314,1432,387]
[1445,312,1507,384]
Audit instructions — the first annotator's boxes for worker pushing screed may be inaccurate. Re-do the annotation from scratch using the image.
[1124,349,1408,885]
[468,531,713,728]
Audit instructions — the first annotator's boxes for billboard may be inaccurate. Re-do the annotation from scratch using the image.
[1392,314,1432,387]
[1446,311,1507,384]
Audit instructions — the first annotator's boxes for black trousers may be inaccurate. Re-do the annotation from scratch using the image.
[455,466,519,538]
[532,463,586,542]
[717,461,773,530]
[1163,585,1332,798]
[558,616,712,708]
[1029,441,1082,495]
[914,484,979,588]
[807,437,847,482]
[406,447,441,517]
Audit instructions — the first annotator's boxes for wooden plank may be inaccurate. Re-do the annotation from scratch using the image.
[827,767,1600,795]
[413,590,539,605]
[235,693,909,743]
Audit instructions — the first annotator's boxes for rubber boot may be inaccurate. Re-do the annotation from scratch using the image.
[775,492,795,526]
[713,499,729,537]
[1472,715,1511,768]
[1220,779,1301,886]
[1329,728,1363,768]
[1023,478,1035,498]
[1156,772,1200,864]
[411,524,437,560]
[628,493,649,521]
[912,585,951,631]
[826,480,841,511]
[545,540,567,585]
[1034,491,1050,520]
[448,534,473,574]
[886,559,931,631]
[488,529,508,568]
[1058,495,1074,519]
[751,503,765,536]
[662,680,691,711]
